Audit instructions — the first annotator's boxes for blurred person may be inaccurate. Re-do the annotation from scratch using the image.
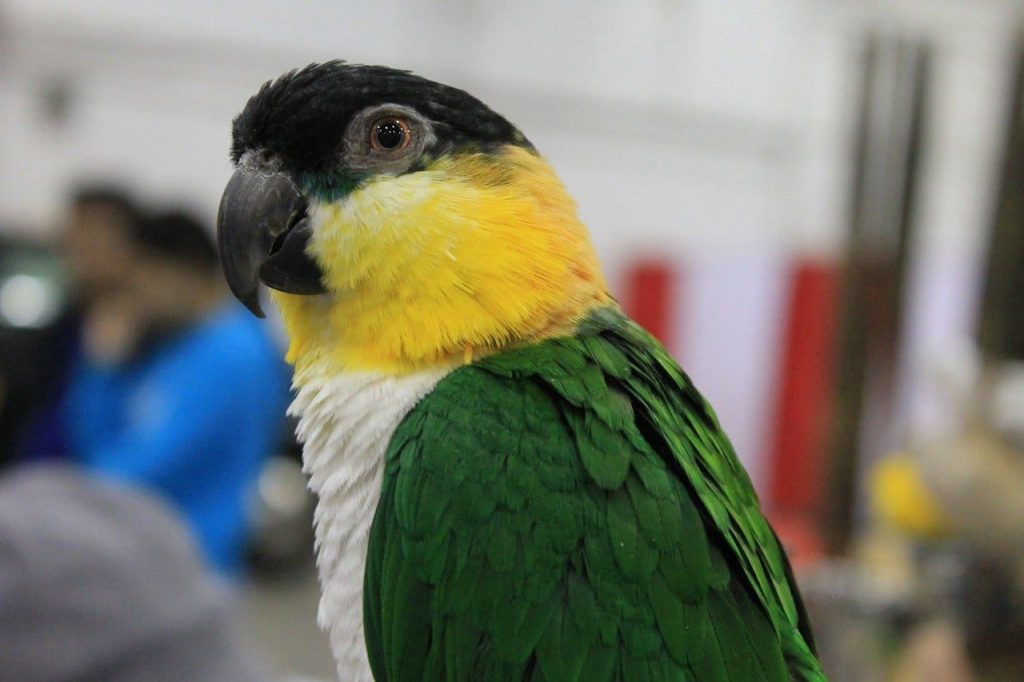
[14,185,141,462]
[914,364,1024,681]
[871,355,1024,681]
[0,463,276,682]
[61,209,291,577]
[61,185,141,306]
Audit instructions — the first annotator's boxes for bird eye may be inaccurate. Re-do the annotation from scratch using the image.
[370,117,412,153]
[343,105,431,173]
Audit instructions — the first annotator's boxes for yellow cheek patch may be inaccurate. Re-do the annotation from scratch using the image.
[274,145,611,376]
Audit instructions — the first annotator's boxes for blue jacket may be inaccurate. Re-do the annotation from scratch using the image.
[64,302,291,576]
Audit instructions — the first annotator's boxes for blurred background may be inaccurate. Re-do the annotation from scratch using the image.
[0,0,1022,680]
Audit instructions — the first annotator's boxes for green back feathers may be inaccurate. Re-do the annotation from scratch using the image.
[364,307,824,681]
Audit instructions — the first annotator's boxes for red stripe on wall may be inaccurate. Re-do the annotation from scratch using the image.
[622,260,679,351]
[768,260,839,527]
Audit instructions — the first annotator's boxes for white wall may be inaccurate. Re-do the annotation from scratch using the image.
[0,0,837,252]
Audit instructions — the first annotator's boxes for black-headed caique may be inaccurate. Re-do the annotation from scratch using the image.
[217,62,825,682]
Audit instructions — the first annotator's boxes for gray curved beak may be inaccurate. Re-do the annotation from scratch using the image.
[217,164,326,318]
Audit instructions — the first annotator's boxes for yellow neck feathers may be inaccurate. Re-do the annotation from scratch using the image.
[273,145,612,377]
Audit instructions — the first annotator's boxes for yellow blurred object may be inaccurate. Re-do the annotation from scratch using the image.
[871,455,954,540]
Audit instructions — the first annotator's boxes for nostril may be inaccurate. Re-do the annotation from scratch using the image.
[256,149,278,169]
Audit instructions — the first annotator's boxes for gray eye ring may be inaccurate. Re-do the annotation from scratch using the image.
[342,104,435,175]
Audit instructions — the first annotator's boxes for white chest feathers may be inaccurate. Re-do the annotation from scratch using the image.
[290,367,449,681]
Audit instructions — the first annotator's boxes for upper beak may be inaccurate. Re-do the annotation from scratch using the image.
[217,162,326,317]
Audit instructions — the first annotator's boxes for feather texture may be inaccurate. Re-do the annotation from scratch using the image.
[291,366,450,681]
[364,306,825,681]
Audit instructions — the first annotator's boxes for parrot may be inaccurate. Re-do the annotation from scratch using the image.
[217,61,825,682]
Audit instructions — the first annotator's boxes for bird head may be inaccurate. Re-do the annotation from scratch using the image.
[219,62,610,376]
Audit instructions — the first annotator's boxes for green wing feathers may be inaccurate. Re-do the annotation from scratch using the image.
[364,307,825,681]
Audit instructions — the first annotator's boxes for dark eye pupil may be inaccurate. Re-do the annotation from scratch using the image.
[375,120,405,149]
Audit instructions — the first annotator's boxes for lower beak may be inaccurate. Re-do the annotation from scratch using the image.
[216,165,326,317]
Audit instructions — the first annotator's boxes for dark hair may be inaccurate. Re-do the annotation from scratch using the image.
[69,184,140,221]
[129,210,219,273]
